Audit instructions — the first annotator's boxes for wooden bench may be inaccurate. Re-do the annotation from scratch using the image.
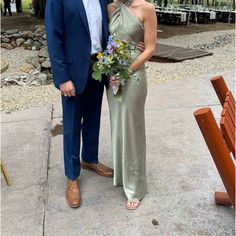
[220,91,235,158]
[194,76,235,208]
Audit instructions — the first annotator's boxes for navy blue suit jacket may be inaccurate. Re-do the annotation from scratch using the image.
[45,0,110,93]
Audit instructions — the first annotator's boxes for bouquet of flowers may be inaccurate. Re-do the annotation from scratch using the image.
[92,33,137,97]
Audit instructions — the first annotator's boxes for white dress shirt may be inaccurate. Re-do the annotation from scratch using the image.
[82,0,103,54]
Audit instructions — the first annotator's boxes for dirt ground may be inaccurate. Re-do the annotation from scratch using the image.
[1,13,235,38]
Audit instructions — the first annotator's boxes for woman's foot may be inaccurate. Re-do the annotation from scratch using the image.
[126,199,141,210]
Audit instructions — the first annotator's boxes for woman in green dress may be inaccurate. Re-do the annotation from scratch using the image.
[107,0,157,210]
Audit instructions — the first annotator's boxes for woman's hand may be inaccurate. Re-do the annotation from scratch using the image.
[138,42,145,52]
[109,76,120,87]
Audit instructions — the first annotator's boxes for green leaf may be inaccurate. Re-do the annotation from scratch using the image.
[92,71,102,82]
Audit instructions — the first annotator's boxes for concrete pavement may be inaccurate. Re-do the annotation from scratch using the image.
[1,70,235,236]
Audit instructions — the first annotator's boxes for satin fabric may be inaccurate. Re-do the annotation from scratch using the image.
[107,0,148,200]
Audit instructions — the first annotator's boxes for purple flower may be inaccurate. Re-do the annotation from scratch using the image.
[107,45,114,54]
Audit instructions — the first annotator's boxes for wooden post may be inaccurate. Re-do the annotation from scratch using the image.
[194,107,235,208]
[210,76,229,107]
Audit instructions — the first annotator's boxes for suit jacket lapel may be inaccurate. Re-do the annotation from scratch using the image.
[72,0,90,35]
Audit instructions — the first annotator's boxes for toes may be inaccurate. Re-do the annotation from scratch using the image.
[127,200,140,210]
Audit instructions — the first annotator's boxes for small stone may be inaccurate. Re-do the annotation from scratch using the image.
[32,70,40,75]
[25,39,33,45]
[42,60,51,68]
[21,31,33,38]
[42,34,47,40]
[16,38,25,47]
[4,44,13,50]
[39,57,45,63]
[152,219,159,226]
[1,43,8,48]
[11,40,16,47]
[5,29,18,35]
[35,25,45,33]
[11,33,21,39]
[47,73,53,80]
[32,46,37,51]
[19,75,27,79]
[30,80,41,86]
[31,57,41,69]
[38,47,49,58]
[1,38,11,43]
[19,63,35,73]
[35,73,48,85]
[1,28,6,34]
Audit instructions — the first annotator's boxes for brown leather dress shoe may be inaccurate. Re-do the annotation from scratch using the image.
[81,160,114,177]
[66,178,81,208]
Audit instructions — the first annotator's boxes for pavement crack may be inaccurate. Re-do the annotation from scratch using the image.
[42,104,54,236]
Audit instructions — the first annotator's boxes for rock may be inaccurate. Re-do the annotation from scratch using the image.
[19,75,27,80]
[47,73,53,80]
[16,38,25,47]
[38,47,49,58]
[11,33,21,39]
[7,44,13,50]
[39,57,45,63]
[35,73,48,85]
[32,70,40,75]
[1,43,8,48]
[42,34,47,40]
[1,28,6,34]
[30,80,41,86]
[2,44,13,50]
[25,39,33,45]
[11,40,16,47]
[34,34,41,38]
[38,38,44,43]
[35,25,45,33]
[31,57,41,69]
[21,31,33,38]
[1,59,9,73]
[42,60,51,68]
[5,29,18,35]
[23,39,33,49]
[3,77,20,86]
[19,63,35,73]
[1,38,11,43]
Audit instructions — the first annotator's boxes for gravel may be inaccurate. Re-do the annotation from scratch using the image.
[1,29,235,112]
[1,47,38,74]
[146,29,235,83]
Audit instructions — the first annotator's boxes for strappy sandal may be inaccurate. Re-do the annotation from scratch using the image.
[126,199,141,210]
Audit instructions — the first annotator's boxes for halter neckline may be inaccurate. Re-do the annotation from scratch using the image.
[118,0,133,6]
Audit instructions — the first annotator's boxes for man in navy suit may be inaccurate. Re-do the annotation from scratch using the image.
[45,0,113,208]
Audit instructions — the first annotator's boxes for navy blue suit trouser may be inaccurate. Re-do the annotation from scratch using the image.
[62,63,104,180]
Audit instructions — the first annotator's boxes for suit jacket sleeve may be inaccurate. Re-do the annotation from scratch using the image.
[45,0,71,89]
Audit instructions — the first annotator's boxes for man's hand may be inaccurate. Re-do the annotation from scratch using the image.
[60,80,76,97]
[138,42,145,52]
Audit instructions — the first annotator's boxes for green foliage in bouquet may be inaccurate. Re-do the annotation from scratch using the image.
[92,33,137,86]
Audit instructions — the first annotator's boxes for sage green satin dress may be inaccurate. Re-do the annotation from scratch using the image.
[107,0,147,200]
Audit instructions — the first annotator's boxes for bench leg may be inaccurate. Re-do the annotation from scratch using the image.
[194,108,235,208]
[0,160,12,186]
[215,191,232,206]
